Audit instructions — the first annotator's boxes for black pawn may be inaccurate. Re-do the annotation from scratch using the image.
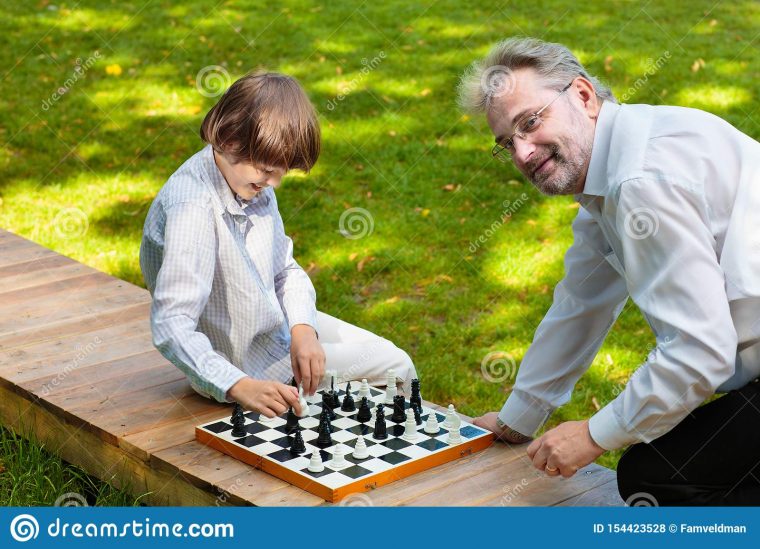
[290,426,306,455]
[318,407,333,432]
[231,404,246,437]
[373,404,387,440]
[315,416,333,447]
[413,403,422,425]
[392,395,406,423]
[284,407,299,434]
[356,396,372,423]
[341,382,356,412]
[329,375,340,409]
[410,378,422,410]
[321,392,336,421]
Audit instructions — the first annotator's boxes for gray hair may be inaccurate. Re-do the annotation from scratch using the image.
[458,37,617,113]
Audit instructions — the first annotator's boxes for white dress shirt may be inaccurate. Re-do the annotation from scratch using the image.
[140,145,317,403]
[498,100,760,450]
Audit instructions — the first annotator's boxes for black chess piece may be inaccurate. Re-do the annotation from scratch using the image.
[284,406,299,434]
[410,378,422,410]
[373,404,388,440]
[413,403,422,425]
[341,382,356,412]
[356,396,372,423]
[328,374,340,409]
[392,395,406,423]
[290,426,307,454]
[315,415,333,447]
[318,407,334,433]
[321,392,336,421]
[231,404,246,437]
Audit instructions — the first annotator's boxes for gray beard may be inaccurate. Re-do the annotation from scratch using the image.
[530,116,593,196]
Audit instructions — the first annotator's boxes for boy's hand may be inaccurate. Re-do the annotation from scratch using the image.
[290,324,325,395]
[226,377,301,418]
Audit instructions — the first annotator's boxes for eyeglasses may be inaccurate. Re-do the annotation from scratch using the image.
[491,79,575,162]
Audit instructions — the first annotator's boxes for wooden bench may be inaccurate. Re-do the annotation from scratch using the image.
[0,229,623,506]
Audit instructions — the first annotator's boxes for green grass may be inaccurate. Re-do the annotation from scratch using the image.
[1,0,758,503]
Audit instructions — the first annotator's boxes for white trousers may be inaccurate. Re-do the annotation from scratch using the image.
[316,311,417,394]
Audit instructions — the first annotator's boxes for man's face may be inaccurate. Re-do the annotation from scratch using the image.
[213,149,287,201]
[486,68,595,196]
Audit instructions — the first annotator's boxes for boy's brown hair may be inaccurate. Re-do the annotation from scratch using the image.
[200,71,320,171]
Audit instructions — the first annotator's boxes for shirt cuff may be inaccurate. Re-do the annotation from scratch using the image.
[209,363,249,404]
[588,402,635,451]
[498,390,553,437]
[284,304,318,335]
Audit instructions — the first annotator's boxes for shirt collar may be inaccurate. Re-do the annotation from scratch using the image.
[201,144,269,217]
[575,100,621,202]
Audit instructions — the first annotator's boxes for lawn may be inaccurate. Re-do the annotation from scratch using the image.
[1,0,758,505]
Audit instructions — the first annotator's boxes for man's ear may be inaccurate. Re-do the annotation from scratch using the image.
[573,76,600,118]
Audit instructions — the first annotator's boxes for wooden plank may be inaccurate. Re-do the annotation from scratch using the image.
[0,255,97,293]
[0,241,58,268]
[555,478,624,506]
[0,271,117,307]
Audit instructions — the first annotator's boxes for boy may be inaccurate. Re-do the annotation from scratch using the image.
[140,72,416,417]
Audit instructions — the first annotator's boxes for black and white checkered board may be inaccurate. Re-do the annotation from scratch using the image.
[196,382,492,498]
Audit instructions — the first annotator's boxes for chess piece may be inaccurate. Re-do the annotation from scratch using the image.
[392,395,406,423]
[321,392,336,421]
[357,378,371,399]
[330,443,347,468]
[410,378,422,410]
[424,412,440,434]
[285,407,299,434]
[352,436,369,459]
[308,450,324,473]
[328,370,340,409]
[316,415,333,447]
[447,412,463,444]
[402,408,419,441]
[356,396,372,423]
[297,385,309,418]
[231,403,246,437]
[290,426,306,454]
[373,404,388,440]
[341,382,356,412]
[413,403,422,426]
[384,369,397,405]
[443,404,456,429]
[318,408,334,433]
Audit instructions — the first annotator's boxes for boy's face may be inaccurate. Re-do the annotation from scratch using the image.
[213,149,287,201]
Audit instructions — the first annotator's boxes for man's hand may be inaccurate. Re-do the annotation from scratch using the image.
[226,377,301,418]
[473,412,534,444]
[290,324,325,395]
[527,420,606,478]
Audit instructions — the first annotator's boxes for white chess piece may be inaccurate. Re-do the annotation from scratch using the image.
[384,369,397,404]
[446,412,462,444]
[424,412,440,434]
[443,404,456,429]
[402,408,419,441]
[358,378,370,399]
[297,385,309,418]
[352,436,369,459]
[308,449,324,473]
[330,443,347,468]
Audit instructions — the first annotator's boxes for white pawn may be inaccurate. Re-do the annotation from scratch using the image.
[297,385,310,418]
[330,443,347,468]
[357,378,371,399]
[402,408,419,441]
[384,369,397,405]
[424,412,440,434]
[308,450,324,473]
[352,436,369,459]
[447,412,463,444]
[443,404,456,429]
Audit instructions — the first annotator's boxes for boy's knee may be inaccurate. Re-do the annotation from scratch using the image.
[616,444,661,506]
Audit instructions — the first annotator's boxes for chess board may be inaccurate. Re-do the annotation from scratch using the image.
[195,383,494,502]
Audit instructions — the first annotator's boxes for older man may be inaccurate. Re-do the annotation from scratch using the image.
[459,37,760,505]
